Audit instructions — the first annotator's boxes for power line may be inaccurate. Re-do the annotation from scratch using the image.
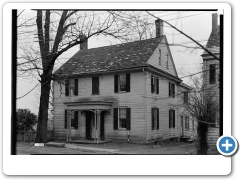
[17,83,40,100]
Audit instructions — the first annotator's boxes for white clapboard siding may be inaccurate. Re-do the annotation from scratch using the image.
[147,37,178,77]
[144,71,180,141]
[53,71,146,143]
[207,127,220,147]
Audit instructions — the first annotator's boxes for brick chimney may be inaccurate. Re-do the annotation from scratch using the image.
[79,34,88,50]
[212,13,218,35]
[155,19,164,38]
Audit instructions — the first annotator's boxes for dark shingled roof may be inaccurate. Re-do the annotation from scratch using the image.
[206,25,220,48]
[54,36,164,77]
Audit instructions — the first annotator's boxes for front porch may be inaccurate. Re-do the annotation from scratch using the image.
[64,101,113,144]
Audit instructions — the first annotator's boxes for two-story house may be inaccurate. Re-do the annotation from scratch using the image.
[201,13,220,147]
[53,19,192,144]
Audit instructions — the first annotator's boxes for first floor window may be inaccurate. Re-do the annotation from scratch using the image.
[152,108,159,130]
[192,120,195,131]
[114,108,131,130]
[119,108,127,129]
[64,110,78,129]
[169,109,175,128]
[185,116,189,130]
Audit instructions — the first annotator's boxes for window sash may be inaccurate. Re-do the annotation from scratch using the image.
[119,74,126,92]
[119,108,127,129]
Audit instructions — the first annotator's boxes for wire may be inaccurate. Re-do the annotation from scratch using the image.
[17,83,40,100]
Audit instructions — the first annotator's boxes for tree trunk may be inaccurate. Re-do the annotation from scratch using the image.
[35,72,52,143]
[196,121,208,154]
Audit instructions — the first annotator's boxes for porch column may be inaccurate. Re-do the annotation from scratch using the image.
[67,110,72,142]
[96,110,101,143]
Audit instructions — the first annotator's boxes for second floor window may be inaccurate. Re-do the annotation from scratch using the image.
[169,82,175,98]
[151,75,159,94]
[114,74,130,93]
[92,77,99,95]
[65,79,78,96]
[209,64,216,84]
[159,49,162,65]
[184,92,189,104]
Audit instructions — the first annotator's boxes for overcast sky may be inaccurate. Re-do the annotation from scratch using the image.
[16,10,219,114]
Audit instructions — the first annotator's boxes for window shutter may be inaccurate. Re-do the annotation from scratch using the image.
[92,77,99,94]
[157,108,159,129]
[74,79,78,96]
[74,111,78,129]
[126,73,130,92]
[173,110,175,128]
[64,110,67,129]
[169,82,171,97]
[126,108,131,130]
[114,75,119,93]
[151,108,154,130]
[156,78,159,94]
[113,108,118,130]
[65,80,69,96]
[169,109,171,128]
[151,75,154,93]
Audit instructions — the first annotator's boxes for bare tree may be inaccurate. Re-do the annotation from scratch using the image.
[17,10,131,143]
[186,75,219,154]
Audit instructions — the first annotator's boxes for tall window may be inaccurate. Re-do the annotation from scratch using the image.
[184,92,189,104]
[169,109,175,128]
[114,74,130,93]
[151,75,159,94]
[159,49,162,65]
[169,82,175,98]
[166,54,169,69]
[185,116,189,130]
[114,108,131,130]
[209,64,216,84]
[152,108,159,130]
[92,77,99,95]
[65,79,78,96]
[119,108,127,129]
[192,120,195,131]
[71,111,75,128]
[119,74,126,92]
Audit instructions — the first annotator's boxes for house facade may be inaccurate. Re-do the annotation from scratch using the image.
[53,19,192,144]
[201,13,220,147]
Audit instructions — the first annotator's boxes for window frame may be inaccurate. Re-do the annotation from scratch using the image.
[169,109,175,128]
[184,92,189,104]
[166,53,169,69]
[151,75,159,94]
[118,74,127,92]
[169,82,175,98]
[152,108,158,130]
[118,108,127,130]
[209,64,216,84]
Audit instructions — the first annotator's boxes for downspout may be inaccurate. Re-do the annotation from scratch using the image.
[143,68,148,144]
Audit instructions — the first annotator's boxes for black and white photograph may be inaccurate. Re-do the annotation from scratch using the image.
[2,2,235,176]
[14,9,222,155]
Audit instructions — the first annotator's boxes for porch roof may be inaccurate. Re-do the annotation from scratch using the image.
[64,101,113,110]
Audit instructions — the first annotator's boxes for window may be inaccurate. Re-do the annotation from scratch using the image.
[114,108,131,130]
[92,77,99,95]
[64,110,78,129]
[159,49,162,65]
[169,82,175,98]
[185,116,189,130]
[184,92,189,104]
[119,108,127,129]
[151,75,159,94]
[114,74,130,93]
[152,108,159,130]
[169,109,175,128]
[166,54,169,69]
[209,64,216,84]
[65,79,78,96]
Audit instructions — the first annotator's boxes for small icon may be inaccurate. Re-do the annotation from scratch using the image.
[217,135,238,156]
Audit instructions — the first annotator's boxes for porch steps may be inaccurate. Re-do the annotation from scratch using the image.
[180,136,190,142]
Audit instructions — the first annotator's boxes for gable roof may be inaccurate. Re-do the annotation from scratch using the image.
[54,36,164,77]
